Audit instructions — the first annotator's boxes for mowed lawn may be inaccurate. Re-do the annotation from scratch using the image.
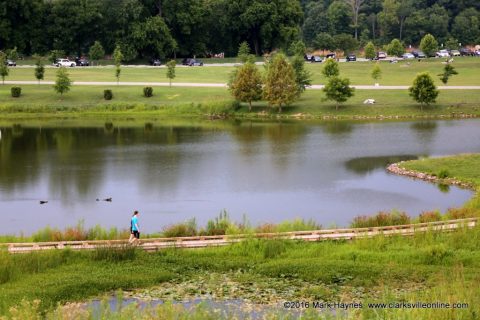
[4,57,480,85]
[1,85,480,119]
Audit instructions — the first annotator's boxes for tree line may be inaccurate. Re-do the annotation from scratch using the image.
[0,0,479,61]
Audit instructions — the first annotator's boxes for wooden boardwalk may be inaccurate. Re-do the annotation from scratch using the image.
[3,218,477,254]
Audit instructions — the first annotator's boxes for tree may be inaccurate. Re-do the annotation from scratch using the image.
[7,47,19,61]
[229,62,263,111]
[263,54,297,113]
[333,33,359,54]
[445,37,460,50]
[371,64,382,84]
[291,55,312,95]
[438,63,458,85]
[327,1,352,35]
[377,0,399,41]
[323,76,355,110]
[113,45,123,85]
[322,59,340,78]
[313,33,335,52]
[397,0,414,41]
[419,34,438,58]
[409,72,439,110]
[33,54,45,85]
[89,41,105,66]
[166,60,176,87]
[0,53,9,85]
[288,40,306,57]
[452,8,480,46]
[364,41,376,60]
[238,41,254,63]
[49,50,65,65]
[54,67,71,97]
[345,0,365,40]
[387,38,405,57]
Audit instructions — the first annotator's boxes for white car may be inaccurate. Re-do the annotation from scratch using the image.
[55,59,76,67]
[402,53,415,59]
[450,50,461,56]
[435,50,450,58]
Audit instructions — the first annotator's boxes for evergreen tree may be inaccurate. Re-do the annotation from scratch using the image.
[263,54,297,113]
[409,72,439,110]
[229,62,263,112]
[238,41,254,63]
[291,55,312,95]
[54,67,71,96]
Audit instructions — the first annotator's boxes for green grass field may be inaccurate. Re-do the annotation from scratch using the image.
[1,227,479,319]
[4,57,480,85]
[1,85,479,120]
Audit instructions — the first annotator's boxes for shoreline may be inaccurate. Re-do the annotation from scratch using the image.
[386,162,475,190]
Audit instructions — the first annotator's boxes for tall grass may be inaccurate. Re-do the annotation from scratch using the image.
[350,210,411,228]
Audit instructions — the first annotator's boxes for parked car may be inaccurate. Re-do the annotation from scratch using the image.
[412,51,426,58]
[475,49,480,56]
[5,59,16,66]
[311,55,322,63]
[55,59,76,67]
[304,54,313,61]
[449,50,461,57]
[435,50,450,58]
[150,58,161,66]
[459,48,474,56]
[402,53,415,59]
[346,54,356,62]
[325,53,336,59]
[75,58,89,66]
[376,51,387,59]
[186,58,203,66]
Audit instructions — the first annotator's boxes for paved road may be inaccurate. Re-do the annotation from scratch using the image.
[4,80,480,90]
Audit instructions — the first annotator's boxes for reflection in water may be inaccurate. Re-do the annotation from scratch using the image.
[322,121,354,136]
[345,155,419,174]
[438,184,450,193]
[410,121,438,144]
[0,119,478,234]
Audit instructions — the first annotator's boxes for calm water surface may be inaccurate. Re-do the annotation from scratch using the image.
[0,119,478,234]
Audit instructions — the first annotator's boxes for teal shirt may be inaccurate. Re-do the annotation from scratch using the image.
[131,216,139,231]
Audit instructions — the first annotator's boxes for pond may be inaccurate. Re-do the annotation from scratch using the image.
[0,119,478,235]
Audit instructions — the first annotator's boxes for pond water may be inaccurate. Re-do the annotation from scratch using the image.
[0,119,478,235]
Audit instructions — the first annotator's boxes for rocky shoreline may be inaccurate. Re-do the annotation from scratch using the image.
[386,162,475,190]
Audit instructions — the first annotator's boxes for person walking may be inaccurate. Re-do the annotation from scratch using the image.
[129,210,140,244]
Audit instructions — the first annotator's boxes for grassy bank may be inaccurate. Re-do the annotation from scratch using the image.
[1,225,479,319]
[400,154,480,210]
[6,57,480,86]
[1,85,480,120]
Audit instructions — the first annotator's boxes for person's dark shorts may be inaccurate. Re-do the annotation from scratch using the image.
[132,230,140,239]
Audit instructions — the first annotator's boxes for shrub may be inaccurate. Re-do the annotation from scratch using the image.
[143,86,153,97]
[162,219,197,238]
[446,207,479,220]
[103,89,113,100]
[351,210,411,228]
[418,210,442,223]
[11,87,21,98]
[437,169,450,179]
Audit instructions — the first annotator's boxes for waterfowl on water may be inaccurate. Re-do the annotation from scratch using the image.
[39,200,48,204]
